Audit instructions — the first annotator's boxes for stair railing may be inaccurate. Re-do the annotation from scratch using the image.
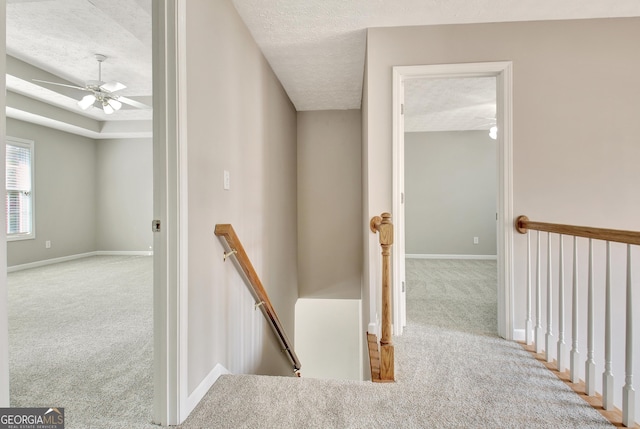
[516,215,639,426]
[214,224,301,375]
[367,212,395,382]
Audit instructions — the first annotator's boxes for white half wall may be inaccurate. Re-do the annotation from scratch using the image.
[295,298,362,380]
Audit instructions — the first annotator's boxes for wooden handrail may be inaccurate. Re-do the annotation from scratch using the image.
[515,215,640,246]
[214,224,301,374]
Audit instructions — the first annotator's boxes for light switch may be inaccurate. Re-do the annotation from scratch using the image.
[223,170,230,190]
[473,237,479,245]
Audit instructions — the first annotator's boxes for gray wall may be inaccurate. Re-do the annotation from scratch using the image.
[96,138,152,252]
[297,110,362,299]
[6,118,97,266]
[184,0,298,392]
[6,119,153,267]
[405,131,496,256]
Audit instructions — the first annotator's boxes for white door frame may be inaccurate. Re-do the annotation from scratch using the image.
[392,62,514,340]
[0,0,10,408]
[152,0,188,425]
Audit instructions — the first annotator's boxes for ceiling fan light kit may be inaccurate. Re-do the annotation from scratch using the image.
[78,94,96,110]
[75,54,125,114]
[33,53,150,115]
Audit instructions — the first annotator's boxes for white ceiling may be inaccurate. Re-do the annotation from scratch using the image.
[231,0,640,113]
[6,1,640,136]
[6,0,152,138]
[404,78,496,132]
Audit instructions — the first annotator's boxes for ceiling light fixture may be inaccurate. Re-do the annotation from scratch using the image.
[102,101,114,115]
[78,94,96,110]
[108,99,122,111]
[489,125,497,140]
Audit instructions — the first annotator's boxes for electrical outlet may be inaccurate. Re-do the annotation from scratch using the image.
[45,240,51,249]
[473,237,479,245]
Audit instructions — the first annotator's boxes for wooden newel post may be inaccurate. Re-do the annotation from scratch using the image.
[370,212,395,381]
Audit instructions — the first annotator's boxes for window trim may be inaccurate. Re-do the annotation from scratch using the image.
[6,136,35,241]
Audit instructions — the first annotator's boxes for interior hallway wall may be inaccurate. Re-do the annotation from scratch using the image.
[297,110,362,299]
[296,110,363,380]
[184,0,298,394]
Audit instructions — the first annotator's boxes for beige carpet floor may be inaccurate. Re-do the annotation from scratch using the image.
[177,259,612,428]
[7,256,156,429]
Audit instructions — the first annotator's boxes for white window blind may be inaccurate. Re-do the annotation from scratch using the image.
[6,138,35,240]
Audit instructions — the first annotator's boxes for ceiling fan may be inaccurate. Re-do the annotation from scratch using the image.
[33,54,150,114]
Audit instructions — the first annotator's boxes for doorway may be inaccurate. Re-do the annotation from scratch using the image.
[0,0,180,425]
[392,62,514,340]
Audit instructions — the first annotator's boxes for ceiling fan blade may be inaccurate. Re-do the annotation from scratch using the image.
[32,79,87,91]
[117,96,151,110]
[100,81,127,92]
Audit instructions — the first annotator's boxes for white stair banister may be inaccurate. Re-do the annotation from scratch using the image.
[546,233,554,363]
[526,230,533,346]
[622,244,635,427]
[585,238,596,396]
[557,234,567,372]
[515,216,640,424]
[535,231,544,354]
[570,236,580,384]
[603,241,614,410]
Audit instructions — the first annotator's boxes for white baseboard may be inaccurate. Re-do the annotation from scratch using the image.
[95,250,154,257]
[8,250,153,272]
[183,363,231,421]
[512,329,526,342]
[406,254,497,260]
[8,252,98,272]
[367,322,377,336]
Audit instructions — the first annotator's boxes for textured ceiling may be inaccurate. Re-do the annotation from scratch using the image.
[5,1,640,136]
[404,78,496,132]
[231,0,640,112]
[6,0,152,127]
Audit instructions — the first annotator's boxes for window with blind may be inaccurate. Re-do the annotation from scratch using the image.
[6,137,35,240]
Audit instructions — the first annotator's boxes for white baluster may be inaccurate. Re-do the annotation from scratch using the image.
[557,235,567,372]
[585,238,596,396]
[535,231,544,354]
[526,230,533,346]
[570,236,580,384]
[546,233,554,363]
[622,244,635,427]
[603,241,614,410]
